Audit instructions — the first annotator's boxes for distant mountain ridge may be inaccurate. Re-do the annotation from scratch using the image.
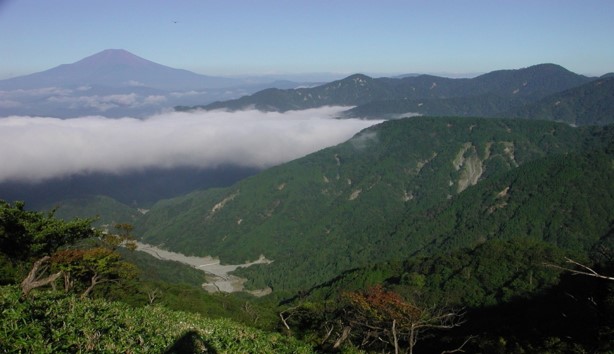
[189,64,593,115]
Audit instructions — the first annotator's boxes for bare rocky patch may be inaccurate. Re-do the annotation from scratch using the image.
[135,242,272,296]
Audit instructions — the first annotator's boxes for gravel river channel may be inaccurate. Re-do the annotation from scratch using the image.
[135,242,272,296]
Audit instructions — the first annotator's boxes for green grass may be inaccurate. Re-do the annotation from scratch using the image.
[0,286,313,353]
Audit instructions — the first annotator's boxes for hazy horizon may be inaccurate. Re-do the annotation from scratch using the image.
[0,46,488,82]
[0,47,493,83]
[1,1,613,79]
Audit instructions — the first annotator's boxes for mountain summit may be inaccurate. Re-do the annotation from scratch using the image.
[69,49,161,71]
[0,49,240,91]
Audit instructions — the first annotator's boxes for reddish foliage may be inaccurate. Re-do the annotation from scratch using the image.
[344,284,422,326]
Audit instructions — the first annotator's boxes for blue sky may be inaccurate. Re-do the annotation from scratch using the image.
[1,0,613,79]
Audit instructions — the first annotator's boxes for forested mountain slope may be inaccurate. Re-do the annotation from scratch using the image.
[272,146,614,351]
[397,149,614,256]
[135,117,610,292]
[507,76,614,126]
[239,139,614,292]
[345,71,614,124]
[342,94,526,119]
[50,195,141,228]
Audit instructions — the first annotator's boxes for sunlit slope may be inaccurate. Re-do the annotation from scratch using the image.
[135,117,605,291]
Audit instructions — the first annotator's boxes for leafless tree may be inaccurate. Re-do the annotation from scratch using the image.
[147,288,161,305]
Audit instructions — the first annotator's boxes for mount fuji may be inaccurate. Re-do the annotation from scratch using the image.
[0,49,242,91]
[0,49,304,117]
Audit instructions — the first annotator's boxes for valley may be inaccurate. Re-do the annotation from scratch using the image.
[2,49,614,353]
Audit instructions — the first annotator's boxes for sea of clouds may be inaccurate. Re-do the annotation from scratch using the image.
[0,106,382,183]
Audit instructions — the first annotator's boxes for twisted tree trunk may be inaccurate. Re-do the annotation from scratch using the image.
[81,273,103,299]
[20,256,62,299]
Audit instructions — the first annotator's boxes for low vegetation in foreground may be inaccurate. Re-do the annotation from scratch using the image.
[0,285,312,353]
[0,200,312,353]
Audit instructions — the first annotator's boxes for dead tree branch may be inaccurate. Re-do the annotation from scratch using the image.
[545,257,614,281]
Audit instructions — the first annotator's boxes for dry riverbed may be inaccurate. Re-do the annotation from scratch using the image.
[135,242,272,296]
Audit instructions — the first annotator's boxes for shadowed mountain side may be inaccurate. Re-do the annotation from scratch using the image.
[345,76,614,126]
[342,94,529,119]
[0,165,260,210]
[505,77,614,126]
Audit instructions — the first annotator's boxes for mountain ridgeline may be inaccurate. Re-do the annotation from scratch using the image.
[134,117,614,292]
[182,64,610,123]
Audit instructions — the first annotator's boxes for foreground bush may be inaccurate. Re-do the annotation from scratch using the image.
[0,286,312,353]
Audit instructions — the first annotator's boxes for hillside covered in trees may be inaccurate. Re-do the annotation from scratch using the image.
[4,115,614,352]
[506,76,614,126]
[133,118,614,292]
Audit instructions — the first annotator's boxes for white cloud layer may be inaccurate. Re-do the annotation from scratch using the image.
[0,87,170,113]
[0,106,382,183]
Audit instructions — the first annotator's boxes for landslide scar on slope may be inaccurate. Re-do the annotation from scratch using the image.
[207,190,240,219]
[454,143,484,193]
